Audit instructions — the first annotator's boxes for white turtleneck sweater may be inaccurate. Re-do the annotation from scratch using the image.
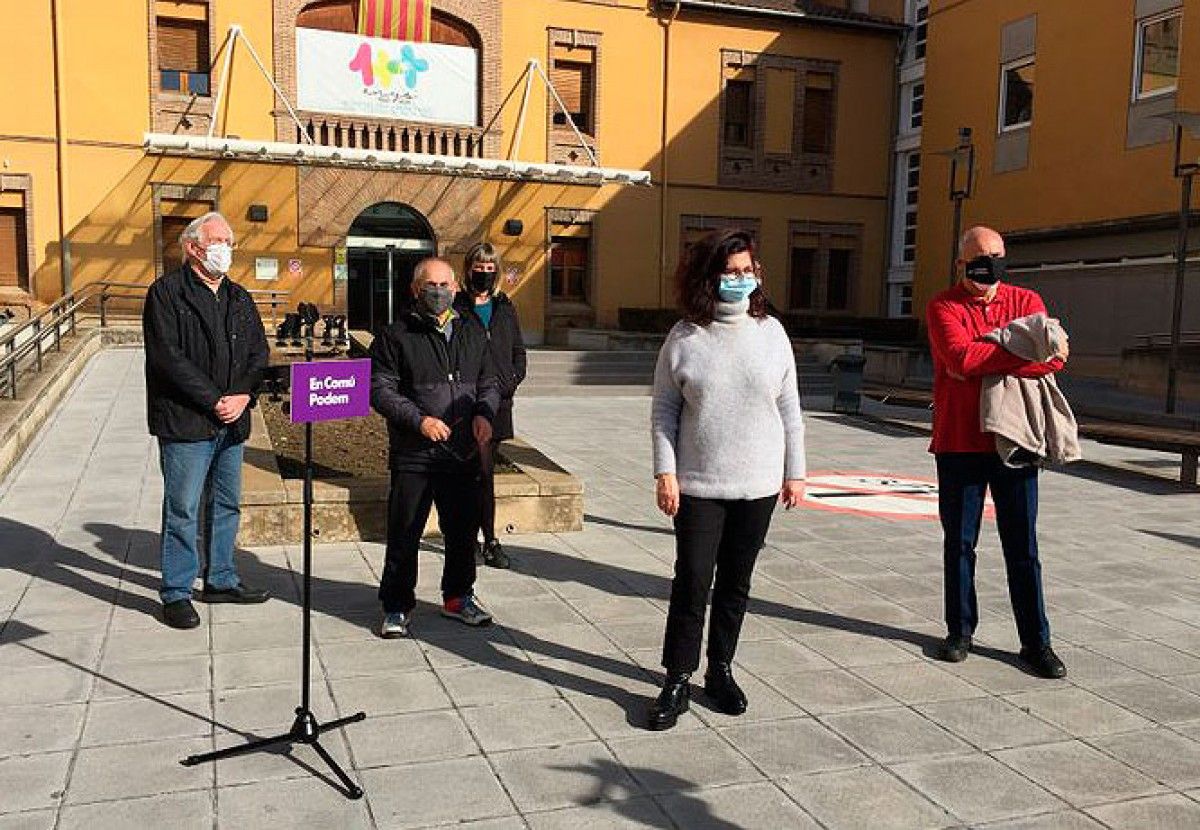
[651,300,806,500]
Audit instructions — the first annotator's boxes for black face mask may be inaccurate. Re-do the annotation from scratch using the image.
[469,269,496,294]
[964,254,1007,286]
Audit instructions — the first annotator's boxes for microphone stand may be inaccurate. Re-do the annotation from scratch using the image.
[182,337,367,799]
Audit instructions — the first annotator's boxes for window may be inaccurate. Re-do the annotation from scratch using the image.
[548,32,601,164]
[913,1,929,60]
[550,44,596,136]
[789,244,817,311]
[1135,11,1182,100]
[788,224,860,313]
[157,2,210,96]
[999,58,1034,130]
[550,58,594,134]
[909,82,924,130]
[724,79,754,148]
[550,237,589,302]
[802,72,834,154]
[888,283,913,318]
[902,153,920,264]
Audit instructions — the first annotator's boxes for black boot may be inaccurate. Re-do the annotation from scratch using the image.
[704,662,748,715]
[648,672,690,731]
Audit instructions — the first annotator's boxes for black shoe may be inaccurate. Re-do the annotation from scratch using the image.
[937,635,972,663]
[163,599,201,629]
[481,539,511,569]
[199,583,271,604]
[648,673,690,731]
[704,662,748,715]
[1020,644,1067,679]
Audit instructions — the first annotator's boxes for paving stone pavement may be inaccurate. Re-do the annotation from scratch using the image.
[2,348,1200,829]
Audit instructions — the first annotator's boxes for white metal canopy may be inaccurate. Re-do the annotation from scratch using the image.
[142,133,652,187]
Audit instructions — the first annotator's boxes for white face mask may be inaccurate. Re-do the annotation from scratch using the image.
[203,242,233,276]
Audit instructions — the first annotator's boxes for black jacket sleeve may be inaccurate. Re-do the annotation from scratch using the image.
[369,330,425,433]
[509,306,527,394]
[142,281,223,411]
[229,294,269,397]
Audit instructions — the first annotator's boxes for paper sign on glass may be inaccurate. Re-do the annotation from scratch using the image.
[290,359,372,423]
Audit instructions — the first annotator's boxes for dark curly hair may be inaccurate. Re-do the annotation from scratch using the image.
[676,228,769,325]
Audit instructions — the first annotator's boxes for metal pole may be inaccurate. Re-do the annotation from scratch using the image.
[1167,167,1192,414]
[207,27,239,139]
[302,338,313,713]
[950,195,964,288]
[510,60,538,162]
[386,246,395,326]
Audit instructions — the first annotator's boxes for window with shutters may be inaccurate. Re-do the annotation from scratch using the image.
[0,209,30,291]
[156,2,210,96]
[723,79,754,148]
[551,60,594,134]
[547,30,601,165]
[719,50,838,193]
[787,222,861,313]
[801,72,834,154]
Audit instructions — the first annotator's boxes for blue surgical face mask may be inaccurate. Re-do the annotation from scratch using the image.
[718,273,758,303]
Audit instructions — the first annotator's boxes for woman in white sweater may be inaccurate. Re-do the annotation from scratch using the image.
[648,229,806,731]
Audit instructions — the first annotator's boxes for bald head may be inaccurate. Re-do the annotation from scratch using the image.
[957,226,1007,296]
[959,226,1005,260]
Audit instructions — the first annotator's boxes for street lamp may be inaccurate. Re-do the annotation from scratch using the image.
[1153,111,1200,415]
[933,127,976,286]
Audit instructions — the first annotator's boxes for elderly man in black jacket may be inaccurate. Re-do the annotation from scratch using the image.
[143,211,271,630]
[369,257,501,638]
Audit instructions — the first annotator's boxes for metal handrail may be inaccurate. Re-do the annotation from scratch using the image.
[0,280,291,399]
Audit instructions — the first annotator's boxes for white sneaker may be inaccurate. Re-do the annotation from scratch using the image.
[379,611,411,638]
[441,594,493,626]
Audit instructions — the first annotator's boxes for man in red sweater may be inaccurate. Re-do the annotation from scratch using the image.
[926,225,1068,679]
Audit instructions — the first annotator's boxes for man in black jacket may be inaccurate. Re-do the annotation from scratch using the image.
[455,242,527,569]
[143,212,271,630]
[369,257,501,638]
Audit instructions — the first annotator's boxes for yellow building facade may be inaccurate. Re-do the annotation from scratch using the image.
[1,0,905,343]
[916,0,1199,377]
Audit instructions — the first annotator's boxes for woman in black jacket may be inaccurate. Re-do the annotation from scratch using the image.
[456,242,527,568]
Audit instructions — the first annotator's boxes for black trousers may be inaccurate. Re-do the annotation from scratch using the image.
[379,464,481,614]
[479,439,499,543]
[936,453,1051,649]
[661,494,776,675]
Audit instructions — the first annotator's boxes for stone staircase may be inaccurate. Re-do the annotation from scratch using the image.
[521,347,834,399]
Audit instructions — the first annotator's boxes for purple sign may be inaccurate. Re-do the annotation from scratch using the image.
[290,358,371,423]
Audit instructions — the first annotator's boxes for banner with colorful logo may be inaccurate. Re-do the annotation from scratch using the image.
[296,27,477,126]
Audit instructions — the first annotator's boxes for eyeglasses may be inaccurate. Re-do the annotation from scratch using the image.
[720,267,758,279]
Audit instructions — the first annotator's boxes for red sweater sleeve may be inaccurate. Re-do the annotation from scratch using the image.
[926,297,1030,378]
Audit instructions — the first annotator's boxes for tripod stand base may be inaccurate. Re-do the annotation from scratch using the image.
[182,708,367,799]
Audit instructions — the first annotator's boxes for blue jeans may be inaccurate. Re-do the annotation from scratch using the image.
[936,453,1051,649]
[158,429,244,603]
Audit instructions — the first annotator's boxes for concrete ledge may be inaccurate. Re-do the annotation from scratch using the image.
[238,413,583,545]
[0,321,148,486]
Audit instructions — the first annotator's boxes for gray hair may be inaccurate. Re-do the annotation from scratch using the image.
[179,211,232,253]
[412,257,454,288]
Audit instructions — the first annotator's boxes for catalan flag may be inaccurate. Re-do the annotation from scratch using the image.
[358,0,432,42]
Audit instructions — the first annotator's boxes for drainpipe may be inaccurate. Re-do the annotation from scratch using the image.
[50,0,71,295]
[657,0,682,310]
